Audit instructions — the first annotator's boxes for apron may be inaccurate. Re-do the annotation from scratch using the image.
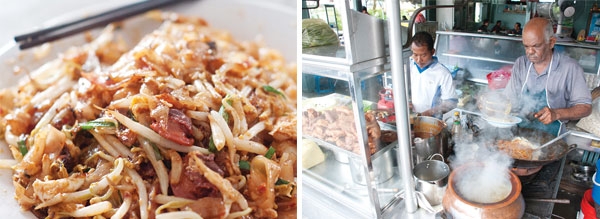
[517,56,562,136]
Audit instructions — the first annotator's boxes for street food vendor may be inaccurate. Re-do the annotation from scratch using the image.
[409,31,457,118]
[503,18,592,135]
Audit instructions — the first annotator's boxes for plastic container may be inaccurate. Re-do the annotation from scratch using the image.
[487,70,511,90]
[592,172,600,205]
[580,189,597,219]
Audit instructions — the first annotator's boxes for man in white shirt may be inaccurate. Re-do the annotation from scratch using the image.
[409,31,457,118]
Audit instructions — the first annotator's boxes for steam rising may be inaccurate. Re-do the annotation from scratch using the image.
[510,91,541,123]
[444,85,546,204]
[450,141,514,203]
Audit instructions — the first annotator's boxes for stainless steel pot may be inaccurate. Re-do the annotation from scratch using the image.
[413,160,450,206]
[413,116,451,163]
[349,145,395,185]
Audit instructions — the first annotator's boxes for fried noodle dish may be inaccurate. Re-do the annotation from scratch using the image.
[496,137,537,160]
[0,13,297,219]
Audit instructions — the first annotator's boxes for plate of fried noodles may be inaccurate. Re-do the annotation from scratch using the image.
[0,0,297,218]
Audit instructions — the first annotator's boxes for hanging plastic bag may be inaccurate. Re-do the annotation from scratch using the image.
[302,18,339,48]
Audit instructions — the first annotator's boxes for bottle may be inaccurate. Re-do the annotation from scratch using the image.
[451,111,463,143]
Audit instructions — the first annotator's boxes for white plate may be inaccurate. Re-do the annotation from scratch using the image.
[0,1,296,218]
[483,115,522,128]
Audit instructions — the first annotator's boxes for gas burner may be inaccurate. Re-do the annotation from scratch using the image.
[512,166,543,176]
[512,166,543,184]
[571,172,593,183]
[569,162,595,184]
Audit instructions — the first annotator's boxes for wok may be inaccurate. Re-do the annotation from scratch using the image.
[493,128,576,168]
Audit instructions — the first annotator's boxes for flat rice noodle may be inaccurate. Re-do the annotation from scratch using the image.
[186,197,226,219]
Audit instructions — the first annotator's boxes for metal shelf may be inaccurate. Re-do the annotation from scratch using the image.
[567,130,600,153]
[302,143,403,218]
[303,134,399,160]
[436,31,600,87]
[441,52,515,65]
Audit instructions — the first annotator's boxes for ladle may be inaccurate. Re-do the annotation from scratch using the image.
[536,131,571,150]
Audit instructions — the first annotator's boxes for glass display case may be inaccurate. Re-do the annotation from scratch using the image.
[302,68,402,218]
[301,1,415,218]
[435,31,600,89]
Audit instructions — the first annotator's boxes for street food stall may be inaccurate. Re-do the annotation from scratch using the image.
[302,0,600,218]
[302,0,416,217]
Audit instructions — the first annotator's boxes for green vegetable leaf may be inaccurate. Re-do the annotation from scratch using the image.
[265,146,275,159]
[262,85,286,99]
[151,142,163,161]
[79,120,115,130]
[239,160,250,170]
[219,96,233,123]
[275,178,289,185]
[127,110,137,122]
[17,138,28,156]
[208,136,218,153]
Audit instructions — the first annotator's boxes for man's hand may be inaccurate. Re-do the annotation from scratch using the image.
[534,104,592,125]
[534,107,557,125]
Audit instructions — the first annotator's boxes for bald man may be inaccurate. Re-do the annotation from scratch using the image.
[503,18,591,135]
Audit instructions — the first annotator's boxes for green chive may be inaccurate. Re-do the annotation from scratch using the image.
[208,136,217,153]
[79,121,115,130]
[239,160,250,170]
[17,138,28,156]
[262,85,286,99]
[151,142,163,161]
[219,96,233,123]
[127,110,137,122]
[275,178,289,185]
[265,146,275,159]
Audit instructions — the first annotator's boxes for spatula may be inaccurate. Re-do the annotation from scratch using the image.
[537,131,571,150]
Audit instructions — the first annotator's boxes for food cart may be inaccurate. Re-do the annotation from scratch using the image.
[302,0,600,218]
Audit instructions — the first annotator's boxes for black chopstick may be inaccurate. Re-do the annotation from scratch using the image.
[14,0,193,50]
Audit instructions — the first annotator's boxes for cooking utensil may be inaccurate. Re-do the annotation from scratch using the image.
[496,128,576,168]
[442,163,525,219]
[348,145,395,185]
[413,160,450,206]
[412,116,451,163]
[14,0,194,49]
[536,131,571,150]
[525,198,570,204]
